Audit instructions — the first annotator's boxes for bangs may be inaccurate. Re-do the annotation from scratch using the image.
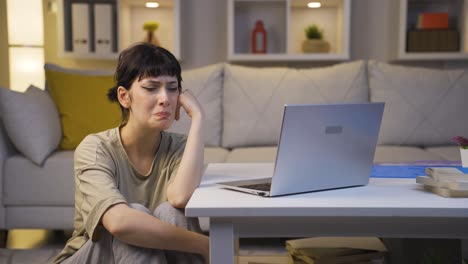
[115,43,182,90]
[137,57,181,82]
[135,49,181,85]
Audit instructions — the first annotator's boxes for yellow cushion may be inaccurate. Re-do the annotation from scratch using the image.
[45,69,121,150]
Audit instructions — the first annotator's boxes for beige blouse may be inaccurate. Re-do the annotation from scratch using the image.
[53,127,186,263]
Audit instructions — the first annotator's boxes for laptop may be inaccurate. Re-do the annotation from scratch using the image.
[217,103,385,197]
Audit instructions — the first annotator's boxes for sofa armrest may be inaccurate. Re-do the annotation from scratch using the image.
[0,119,17,229]
[0,122,16,155]
[0,121,17,168]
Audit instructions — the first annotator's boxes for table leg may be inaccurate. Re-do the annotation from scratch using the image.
[210,218,235,264]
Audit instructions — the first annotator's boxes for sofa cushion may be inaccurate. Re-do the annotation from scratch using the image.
[373,145,445,163]
[204,147,229,163]
[44,63,113,76]
[3,147,226,207]
[226,146,445,164]
[167,64,224,146]
[226,147,278,163]
[369,61,468,146]
[4,151,75,206]
[424,146,461,161]
[222,61,368,148]
[45,64,121,150]
[0,85,61,166]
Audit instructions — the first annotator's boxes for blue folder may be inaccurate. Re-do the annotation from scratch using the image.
[371,164,468,178]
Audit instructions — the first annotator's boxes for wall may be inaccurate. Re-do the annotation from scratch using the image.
[178,0,468,69]
[3,0,468,79]
[180,0,227,70]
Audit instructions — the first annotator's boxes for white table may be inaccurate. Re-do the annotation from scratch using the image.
[185,163,468,264]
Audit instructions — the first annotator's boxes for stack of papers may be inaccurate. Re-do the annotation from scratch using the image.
[285,237,387,264]
[416,167,468,198]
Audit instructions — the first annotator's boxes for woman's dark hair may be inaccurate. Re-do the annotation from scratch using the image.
[107,43,182,124]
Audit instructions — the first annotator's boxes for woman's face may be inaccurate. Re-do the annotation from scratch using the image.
[126,75,180,130]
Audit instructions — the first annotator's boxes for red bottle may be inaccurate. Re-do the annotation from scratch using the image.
[252,20,267,54]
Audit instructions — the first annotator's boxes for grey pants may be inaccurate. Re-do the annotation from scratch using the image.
[62,202,205,264]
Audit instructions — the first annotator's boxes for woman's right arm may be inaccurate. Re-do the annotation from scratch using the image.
[102,203,210,261]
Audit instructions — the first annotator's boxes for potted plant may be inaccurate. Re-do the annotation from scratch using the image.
[452,136,468,167]
[143,21,160,46]
[302,24,330,53]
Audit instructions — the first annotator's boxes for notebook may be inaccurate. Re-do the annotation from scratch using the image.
[217,103,385,197]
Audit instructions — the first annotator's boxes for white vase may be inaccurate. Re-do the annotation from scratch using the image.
[461,149,468,168]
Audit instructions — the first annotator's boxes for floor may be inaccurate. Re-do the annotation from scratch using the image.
[1,230,467,264]
[0,229,68,264]
[0,230,290,264]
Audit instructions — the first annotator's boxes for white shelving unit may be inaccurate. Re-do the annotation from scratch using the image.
[227,0,351,61]
[56,0,180,59]
[396,0,468,60]
[57,0,119,59]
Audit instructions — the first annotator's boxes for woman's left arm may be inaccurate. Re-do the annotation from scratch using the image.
[167,90,205,208]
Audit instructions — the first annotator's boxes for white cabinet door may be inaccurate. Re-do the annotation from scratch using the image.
[71,3,89,54]
[94,4,113,55]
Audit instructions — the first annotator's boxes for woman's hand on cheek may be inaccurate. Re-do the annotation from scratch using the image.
[178,89,204,120]
[175,96,181,121]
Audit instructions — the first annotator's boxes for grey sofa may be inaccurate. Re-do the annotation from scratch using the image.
[0,60,466,236]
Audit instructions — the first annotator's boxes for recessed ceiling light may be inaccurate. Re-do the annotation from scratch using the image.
[307,2,321,8]
[145,2,159,8]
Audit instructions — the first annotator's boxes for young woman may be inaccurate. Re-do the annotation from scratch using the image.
[54,43,209,264]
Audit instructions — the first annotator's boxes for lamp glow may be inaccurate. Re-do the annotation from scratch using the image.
[7,0,44,45]
[7,0,45,91]
[145,2,159,8]
[9,47,45,92]
[307,2,321,8]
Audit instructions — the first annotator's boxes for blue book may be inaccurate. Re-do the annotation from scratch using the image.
[371,162,468,178]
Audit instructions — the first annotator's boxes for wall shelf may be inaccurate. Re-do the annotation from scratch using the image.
[56,0,180,59]
[57,0,119,59]
[228,53,349,61]
[119,0,180,59]
[227,0,351,61]
[396,0,468,60]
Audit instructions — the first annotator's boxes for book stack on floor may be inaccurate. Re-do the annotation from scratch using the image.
[237,238,289,264]
[285,237,387,264]
[416,167,468,198]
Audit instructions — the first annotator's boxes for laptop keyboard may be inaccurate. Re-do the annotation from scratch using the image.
[238,182,271,192]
